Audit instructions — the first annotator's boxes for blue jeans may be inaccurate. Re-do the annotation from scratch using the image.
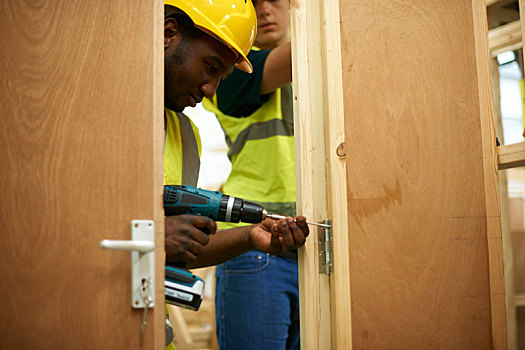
[215,251,300,350]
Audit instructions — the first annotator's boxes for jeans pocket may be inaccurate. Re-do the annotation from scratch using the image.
[223,251,269,274]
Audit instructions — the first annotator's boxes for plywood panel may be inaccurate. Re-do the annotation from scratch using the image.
[338,0,505,348]
[0,0,164,348]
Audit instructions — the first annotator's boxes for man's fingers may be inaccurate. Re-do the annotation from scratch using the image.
[187,239,206,256]
[289,217,308,246]
[269,223,281,253]
[192,216,217,235]
[190,229,210,246]
[278,218,297,250]
[294,216,310,238]
[181,250,198,264]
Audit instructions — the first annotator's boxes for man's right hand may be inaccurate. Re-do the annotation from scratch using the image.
[165,215,217,264]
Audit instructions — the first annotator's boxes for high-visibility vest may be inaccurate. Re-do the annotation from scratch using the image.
[203,82,296,229]
[164,108,202,349]
[164,108,202,187]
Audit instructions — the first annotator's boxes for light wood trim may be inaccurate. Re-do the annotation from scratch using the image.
[488,20,522,57]
[491,57,519,350]
[497,142,525,169]
[153,0,166,347]
[292,0,353,348]
[322,0,352,349]
[473,1,507,348]
[291,0,332,348]
[487,0,507,6]
[515,293,525,306]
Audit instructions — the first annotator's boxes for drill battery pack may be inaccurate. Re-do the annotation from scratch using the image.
[165,265,204,311]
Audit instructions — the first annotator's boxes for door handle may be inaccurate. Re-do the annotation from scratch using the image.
[100,220,155,308]
[100,239,154,253]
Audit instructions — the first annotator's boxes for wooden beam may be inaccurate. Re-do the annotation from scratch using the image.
[497,142,525,169]
[492,57,519,350]
[321,0,352,349]
[519,0,525,65]
[487,0,518,8]
[473,1,507,347]
[291,0,333,348]
[515,293,525,306]
[488,20,522,57]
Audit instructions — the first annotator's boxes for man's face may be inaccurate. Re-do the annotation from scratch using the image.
[164,21,236,112]
[253,0,289,50]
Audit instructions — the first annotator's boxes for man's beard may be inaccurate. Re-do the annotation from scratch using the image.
[164,39,190,112]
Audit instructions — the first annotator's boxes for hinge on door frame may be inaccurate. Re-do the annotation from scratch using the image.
[318,219,333,274]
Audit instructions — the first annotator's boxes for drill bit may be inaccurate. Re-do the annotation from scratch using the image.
[264,212,331,228]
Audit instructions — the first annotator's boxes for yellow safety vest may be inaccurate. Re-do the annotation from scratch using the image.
[164,108,202,349]
[203,81,296,229]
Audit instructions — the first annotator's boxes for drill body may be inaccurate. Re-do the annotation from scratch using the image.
[163,185,265,224]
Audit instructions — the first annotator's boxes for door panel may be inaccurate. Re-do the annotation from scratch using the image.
[292,0,506,348]
[0,1,164,348]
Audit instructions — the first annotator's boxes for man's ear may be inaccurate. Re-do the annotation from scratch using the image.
[165,18,181,50]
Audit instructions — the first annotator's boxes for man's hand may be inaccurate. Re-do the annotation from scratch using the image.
[250,216,309,254]
[165,215,217,264]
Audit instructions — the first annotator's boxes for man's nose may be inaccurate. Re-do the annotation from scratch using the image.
[201,76,221,99]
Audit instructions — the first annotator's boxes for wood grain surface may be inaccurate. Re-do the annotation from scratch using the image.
[0,0,164,348]
[338,0,505,348]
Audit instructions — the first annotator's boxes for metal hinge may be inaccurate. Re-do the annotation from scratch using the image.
[318,219,333,274]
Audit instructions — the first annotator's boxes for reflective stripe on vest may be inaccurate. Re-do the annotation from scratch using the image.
[224,84,294,159]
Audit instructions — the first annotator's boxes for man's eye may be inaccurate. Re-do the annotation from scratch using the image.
[207,63,217,74]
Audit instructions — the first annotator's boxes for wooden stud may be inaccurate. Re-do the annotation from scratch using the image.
[321,0,353,349]
[487,0,513,7]
[519,0,525,51]
[497,142,525,169]
[290,0,332,348]
[488,20,522,57]
[515,293,525,306]
[472,2,507,348]
[492,56,519,350]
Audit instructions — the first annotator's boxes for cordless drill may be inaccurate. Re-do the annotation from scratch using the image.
[164,184,267,223]
[163,185,269,310]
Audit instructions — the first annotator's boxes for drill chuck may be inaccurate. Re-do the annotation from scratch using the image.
[238,199,265,223]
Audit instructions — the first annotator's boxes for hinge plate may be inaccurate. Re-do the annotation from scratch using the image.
[318,219,333,274]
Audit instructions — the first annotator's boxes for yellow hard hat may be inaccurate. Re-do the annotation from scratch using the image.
[165,0,256,73]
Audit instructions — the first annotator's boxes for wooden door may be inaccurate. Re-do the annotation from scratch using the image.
[292,0,507,348]
[0,1,164,348]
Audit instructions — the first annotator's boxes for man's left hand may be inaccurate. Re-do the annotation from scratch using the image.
[249,216,309,254]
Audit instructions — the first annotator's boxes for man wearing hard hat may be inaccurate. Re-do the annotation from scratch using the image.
[161,1,309,348]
